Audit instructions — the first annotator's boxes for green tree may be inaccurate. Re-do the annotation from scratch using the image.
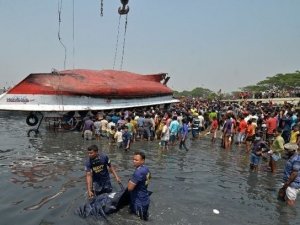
[173,87,216,98]
[241,71,300,92]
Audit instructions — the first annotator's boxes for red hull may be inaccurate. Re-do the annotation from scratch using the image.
[8,69,173,98]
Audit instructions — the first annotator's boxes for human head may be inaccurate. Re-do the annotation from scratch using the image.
[133,151,145,168]
[284,143,298,158]
[274,128,282,136]
[254,132,263,141]
[87,144,99,159]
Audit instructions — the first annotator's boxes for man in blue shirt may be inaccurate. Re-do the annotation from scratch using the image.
[249,132,269,172]
[279,143,300,206]
[169,116,180,146]
[282,113,292,143]
[85,145,121,198]
[122,125,132,151]
[82,116,94,140]
[127,151,151,220]
[179,118,189,151]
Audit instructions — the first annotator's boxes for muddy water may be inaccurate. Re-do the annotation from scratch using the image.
[0,112,299,225]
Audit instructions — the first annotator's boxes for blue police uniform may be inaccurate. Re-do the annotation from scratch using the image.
[283,154,300,189]
[85,153,112,195]
[129,165,151,220]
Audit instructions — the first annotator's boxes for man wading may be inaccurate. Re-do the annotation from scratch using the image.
[279,143,300,206]
[127,151,151,220]
[85,144,121,198]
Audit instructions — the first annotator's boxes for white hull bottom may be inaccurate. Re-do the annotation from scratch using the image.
[0,94,179,111]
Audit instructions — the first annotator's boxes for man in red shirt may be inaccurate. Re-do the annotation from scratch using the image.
[210,116,219,143]
[237,115,247,146]
[245,119,255,152]
[266,113,277,143]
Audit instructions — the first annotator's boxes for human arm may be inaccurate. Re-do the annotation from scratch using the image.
[261,142,270,153]
[127,180,136,191]
[283,171,298,189]
[86,171,94,198]
[109,165,121,183]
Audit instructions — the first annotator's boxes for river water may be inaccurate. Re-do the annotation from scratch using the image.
[0,112,299,225]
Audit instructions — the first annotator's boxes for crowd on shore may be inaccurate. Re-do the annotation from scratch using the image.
[236,89,300,100]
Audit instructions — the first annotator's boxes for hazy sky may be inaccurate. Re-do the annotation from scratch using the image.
[0,0,299,92]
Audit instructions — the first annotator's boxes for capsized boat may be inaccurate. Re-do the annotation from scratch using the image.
[0,69,178,111]
[0,69,178,136]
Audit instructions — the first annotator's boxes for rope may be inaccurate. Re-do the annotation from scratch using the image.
[120,14,128,70]
[113,15,121,70]
[58,0,67,70]
[57,0,65,110]
[100,0,104,17]
[72,0,75,69]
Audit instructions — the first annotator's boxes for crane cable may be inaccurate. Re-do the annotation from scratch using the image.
[72,0,75,70]
[58,0,67,70]
[100,0,104,17]
[113,15,121,69]
[120,14,128,70]
[57,0,67,110]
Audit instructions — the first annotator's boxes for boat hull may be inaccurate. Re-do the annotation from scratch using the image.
[0,69,179,111]
[0,93,178,111]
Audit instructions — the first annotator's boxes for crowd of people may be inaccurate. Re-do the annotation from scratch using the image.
[236,88,300,100]
[81,97,300,220]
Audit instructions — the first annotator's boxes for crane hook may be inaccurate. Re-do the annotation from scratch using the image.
[120,0,129,6]
[118,0,129,15]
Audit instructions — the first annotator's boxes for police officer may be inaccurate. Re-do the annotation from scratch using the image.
[279,143,300,206]
[127,151,151,220]
[85,144,121,198]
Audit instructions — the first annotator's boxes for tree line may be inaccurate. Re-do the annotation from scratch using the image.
[173,71,300,97]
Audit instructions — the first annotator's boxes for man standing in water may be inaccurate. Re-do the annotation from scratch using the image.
[127,151,151,221]
[85,144,121,198]
[279,143,300,206]
[179,118,189,151]
[269,128,284,173]
[249,132,269,172]
[82,116,94,140]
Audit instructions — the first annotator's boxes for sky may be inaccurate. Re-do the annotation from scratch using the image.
[0,0,299,93]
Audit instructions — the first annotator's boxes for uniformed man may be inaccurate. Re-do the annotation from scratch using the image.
[127,151,151,220]
[279,143,300,206]
[85,144,121,198]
